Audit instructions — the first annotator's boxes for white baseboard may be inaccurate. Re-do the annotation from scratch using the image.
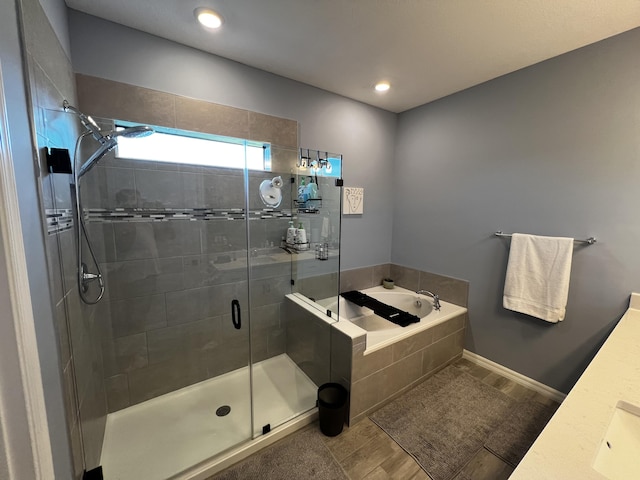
[462,350,566,403]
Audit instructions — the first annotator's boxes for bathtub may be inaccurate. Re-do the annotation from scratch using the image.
[318,285,467,353]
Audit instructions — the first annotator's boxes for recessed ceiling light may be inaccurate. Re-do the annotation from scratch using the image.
[195,7,223,29]
[375,81,390,92]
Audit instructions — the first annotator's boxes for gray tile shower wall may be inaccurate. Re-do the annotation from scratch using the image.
[284,298,332,387]
[75,74,299,150]
[22,0,107,475]
[335,264,469,425]
[86,165,297,410]
[99,252,290,409]
[298,272,340,304]
[73,73,309,410]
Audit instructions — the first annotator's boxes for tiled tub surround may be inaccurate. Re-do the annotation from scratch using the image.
[333,265,469,425]
[347,315,466,425]
[332,300,467,426]
[329,285,467,353]
[340,263,470,308]
[284,294,336,388]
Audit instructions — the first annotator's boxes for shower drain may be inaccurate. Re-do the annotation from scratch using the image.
[216,405,231,417]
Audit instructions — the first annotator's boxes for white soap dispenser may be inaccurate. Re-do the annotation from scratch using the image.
[286,221,297,245]
[296,222,307,244]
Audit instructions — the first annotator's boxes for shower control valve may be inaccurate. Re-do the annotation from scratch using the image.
[80,262,103,293]
[82,272,101,281]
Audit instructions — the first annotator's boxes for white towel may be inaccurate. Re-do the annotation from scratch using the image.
[321,216,330,239]
[503,233,574,323]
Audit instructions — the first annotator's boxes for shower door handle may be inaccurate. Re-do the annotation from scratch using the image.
[231,299,241,330]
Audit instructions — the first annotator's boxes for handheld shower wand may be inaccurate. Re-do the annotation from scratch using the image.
[64,100,153,179]
[64,101,154,304]
[76,125,153,179]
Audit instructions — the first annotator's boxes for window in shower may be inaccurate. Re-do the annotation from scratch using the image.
[115,125,271,171]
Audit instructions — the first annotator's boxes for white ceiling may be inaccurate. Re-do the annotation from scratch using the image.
[65,0,640,113]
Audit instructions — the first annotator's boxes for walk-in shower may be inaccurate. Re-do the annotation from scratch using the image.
[64,101,154,304]
[54,106,343,479]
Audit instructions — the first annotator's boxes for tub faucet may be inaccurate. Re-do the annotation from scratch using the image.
[417,290,441,311]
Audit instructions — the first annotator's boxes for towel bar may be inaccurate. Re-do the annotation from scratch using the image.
[495,231,596,245]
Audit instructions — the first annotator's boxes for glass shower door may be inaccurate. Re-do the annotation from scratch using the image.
[194,151,253,456]
[69,120,255,480]
[292,150,343,314]
[247,146,319,435]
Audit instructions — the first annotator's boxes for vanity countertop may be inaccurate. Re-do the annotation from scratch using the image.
[510,293,640,479]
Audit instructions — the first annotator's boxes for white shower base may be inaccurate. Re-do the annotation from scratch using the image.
[100,354,317,480]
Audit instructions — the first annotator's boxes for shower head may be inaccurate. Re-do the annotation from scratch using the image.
[76,125,155,180]
[111,125,154,139]
[64,100,154,141]
[65,101,155,179]
[76,139,116,180]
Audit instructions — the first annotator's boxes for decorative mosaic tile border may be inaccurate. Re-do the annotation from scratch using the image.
[45,207,294,234]
[86,208,294,222]
[45,209,74,235]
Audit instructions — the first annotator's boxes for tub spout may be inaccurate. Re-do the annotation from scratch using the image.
[417,290,441,311]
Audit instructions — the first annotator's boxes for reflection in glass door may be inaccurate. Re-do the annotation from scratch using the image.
[62,115,330,479]
[71,120,254,480]
[248,153,319,436]
[292,150,343,314]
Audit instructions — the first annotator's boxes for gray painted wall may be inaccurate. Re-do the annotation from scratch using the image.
[68,10,397,270]
[66,9,640,394]
[392,27,640,393]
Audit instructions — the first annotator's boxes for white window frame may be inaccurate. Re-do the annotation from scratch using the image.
[115,125,271,171]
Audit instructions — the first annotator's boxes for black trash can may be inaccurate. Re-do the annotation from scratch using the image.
[317,383,349,437]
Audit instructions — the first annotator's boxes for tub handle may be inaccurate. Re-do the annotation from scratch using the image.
[231,299,241,329]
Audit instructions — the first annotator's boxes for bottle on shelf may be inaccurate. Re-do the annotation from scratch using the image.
[286,221,297,244]
[298,178,308,203]
[296,222,307,244]
[306,180,318,199]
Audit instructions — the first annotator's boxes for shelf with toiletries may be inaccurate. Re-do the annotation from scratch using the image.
[209,247,338,273]
[294,148,342,318]
[285,220,311,251]
[296,175,322,213]
[284,241,310,251]
[294,198,322,213]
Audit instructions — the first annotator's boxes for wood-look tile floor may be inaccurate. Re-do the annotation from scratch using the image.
[320,358,560,480]
[209,358,560,480]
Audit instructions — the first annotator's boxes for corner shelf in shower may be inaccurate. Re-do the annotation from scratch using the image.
[294,198,322,213]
